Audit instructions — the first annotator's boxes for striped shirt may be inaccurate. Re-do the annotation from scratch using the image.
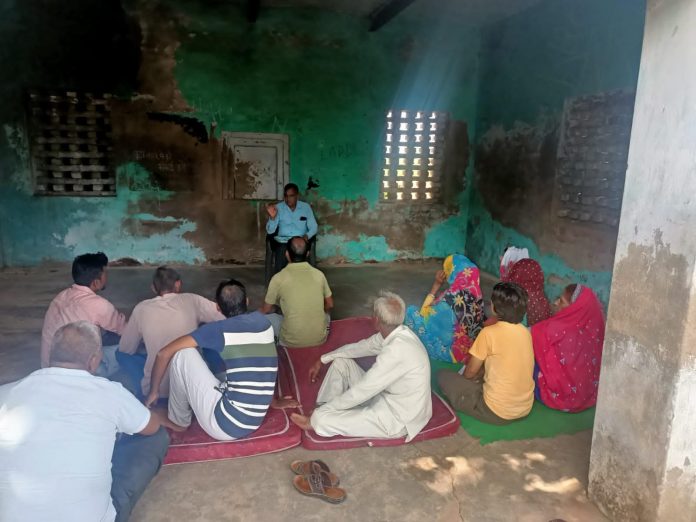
[190,311,278,439]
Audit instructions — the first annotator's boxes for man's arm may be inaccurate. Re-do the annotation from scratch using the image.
[96,299,127,335]
[463,329,489,381]
[322,275,333,312]
[145,334,198,407]
[463,355,484,380]
[193,295,225,323]
[112,384,162,436]
[321,333,383,363]
[309,332,383,382]
[324,348,405,411]
[118,308,142,354]
[261,276,280,314]
[305,204,318,239]
[137,411,163,435]
[266,202,280,234]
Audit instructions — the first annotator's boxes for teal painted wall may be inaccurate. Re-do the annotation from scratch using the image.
[0,1,479,266]
[170,2,479,262]
[466,0,646,304]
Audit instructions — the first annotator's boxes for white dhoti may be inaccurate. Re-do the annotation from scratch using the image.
[310,358,407,439]
[168,348,235,441]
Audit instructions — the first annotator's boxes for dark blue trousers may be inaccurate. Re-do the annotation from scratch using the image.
[111,427,170,522]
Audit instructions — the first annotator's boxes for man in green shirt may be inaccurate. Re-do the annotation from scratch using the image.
[262,237,333,347]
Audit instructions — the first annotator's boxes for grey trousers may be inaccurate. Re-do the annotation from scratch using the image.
[437,369,513,425]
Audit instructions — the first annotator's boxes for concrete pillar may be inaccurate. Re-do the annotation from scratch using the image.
[588,0,696,521]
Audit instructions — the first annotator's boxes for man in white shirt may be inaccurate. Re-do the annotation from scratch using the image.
[290,291,433,440]
[0,321,169,522]
[119,266,224,398]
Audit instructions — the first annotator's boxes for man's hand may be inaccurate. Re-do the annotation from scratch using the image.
[271,396,300,409]
[308,359,323,383]
[265,202,278,219]
[144,391,159,409]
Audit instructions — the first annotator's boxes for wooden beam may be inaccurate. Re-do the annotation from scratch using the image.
[246,0,261,23]
[368,0,417,32]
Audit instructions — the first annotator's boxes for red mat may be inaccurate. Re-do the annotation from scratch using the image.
[164,374,301,465]
[278,317,459,450]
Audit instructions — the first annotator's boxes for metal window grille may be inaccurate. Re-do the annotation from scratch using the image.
[28,91,115,196]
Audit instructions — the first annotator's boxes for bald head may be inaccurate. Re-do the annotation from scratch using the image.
[287,236,308,263]
[49,321,102,370]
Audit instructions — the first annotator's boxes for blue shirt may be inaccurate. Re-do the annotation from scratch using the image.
[191,312,277,439]
[266,200,318,243]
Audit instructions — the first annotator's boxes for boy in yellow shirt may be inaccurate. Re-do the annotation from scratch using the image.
[437,282,534,425]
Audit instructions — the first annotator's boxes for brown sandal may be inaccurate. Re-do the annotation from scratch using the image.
[290,459,339,486]
[293,471,347,504]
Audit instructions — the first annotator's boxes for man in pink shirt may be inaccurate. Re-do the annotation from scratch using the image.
[41,252,126,369]
[119,266,225,398]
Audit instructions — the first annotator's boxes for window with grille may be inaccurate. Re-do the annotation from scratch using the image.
[27,91,115,196]
[381,110,448,203]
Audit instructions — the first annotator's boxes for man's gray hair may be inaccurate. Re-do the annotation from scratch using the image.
[373,290,406,327]
[50,321,102,366]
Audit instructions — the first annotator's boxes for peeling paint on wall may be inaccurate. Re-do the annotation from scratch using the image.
[0,158,205,265]
[466,191,613,305]
[0,1,480,266]
[467,0,646,304]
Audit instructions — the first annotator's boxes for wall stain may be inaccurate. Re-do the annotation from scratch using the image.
[608,230,689,355]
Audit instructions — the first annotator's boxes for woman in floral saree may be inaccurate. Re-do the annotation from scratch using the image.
[405,254,485,363]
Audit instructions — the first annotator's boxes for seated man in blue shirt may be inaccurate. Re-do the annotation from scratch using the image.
[266,183,318,274]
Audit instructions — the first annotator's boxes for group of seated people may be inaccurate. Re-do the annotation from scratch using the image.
[406,247,606,422]
[0,184,606,521]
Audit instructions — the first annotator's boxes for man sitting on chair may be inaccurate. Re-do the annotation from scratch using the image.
[265,182,318,274]
[290,291,432,441]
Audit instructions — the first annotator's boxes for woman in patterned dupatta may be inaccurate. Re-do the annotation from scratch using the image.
[502,258,551,326]
[405,254,485,363]
[531,284,605,412]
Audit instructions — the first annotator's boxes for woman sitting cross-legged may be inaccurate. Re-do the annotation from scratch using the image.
[531,284,605,412]
[404,254,485,363]
[437,282,535,425]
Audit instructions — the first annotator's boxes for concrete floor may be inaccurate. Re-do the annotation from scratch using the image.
[0,262,607,521]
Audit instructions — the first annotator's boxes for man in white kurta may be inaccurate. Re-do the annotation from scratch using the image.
[291,292,432,441]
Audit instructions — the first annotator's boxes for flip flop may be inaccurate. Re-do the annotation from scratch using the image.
[290,459,339,486]
[293,471,347,504]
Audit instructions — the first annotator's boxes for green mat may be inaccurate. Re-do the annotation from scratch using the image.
[430,360,595,445]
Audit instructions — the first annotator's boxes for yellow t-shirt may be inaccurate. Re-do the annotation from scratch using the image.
[265,262,332,347]
[468,321,534,420]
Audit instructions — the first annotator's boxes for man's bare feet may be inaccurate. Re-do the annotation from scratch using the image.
[290,413,312,430]
[271,395,300,409]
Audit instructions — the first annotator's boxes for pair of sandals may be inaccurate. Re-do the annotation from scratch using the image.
[290,459,347,504]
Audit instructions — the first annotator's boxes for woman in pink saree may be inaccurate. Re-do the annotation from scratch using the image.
[531,284,605,412]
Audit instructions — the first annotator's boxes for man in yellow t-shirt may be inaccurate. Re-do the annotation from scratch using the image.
[262,236,333,347]
[437,282,534,424]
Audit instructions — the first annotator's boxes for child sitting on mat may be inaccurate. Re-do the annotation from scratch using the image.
[437,282,534,425]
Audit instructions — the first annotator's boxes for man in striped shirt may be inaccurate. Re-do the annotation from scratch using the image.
[145,279,297,439]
